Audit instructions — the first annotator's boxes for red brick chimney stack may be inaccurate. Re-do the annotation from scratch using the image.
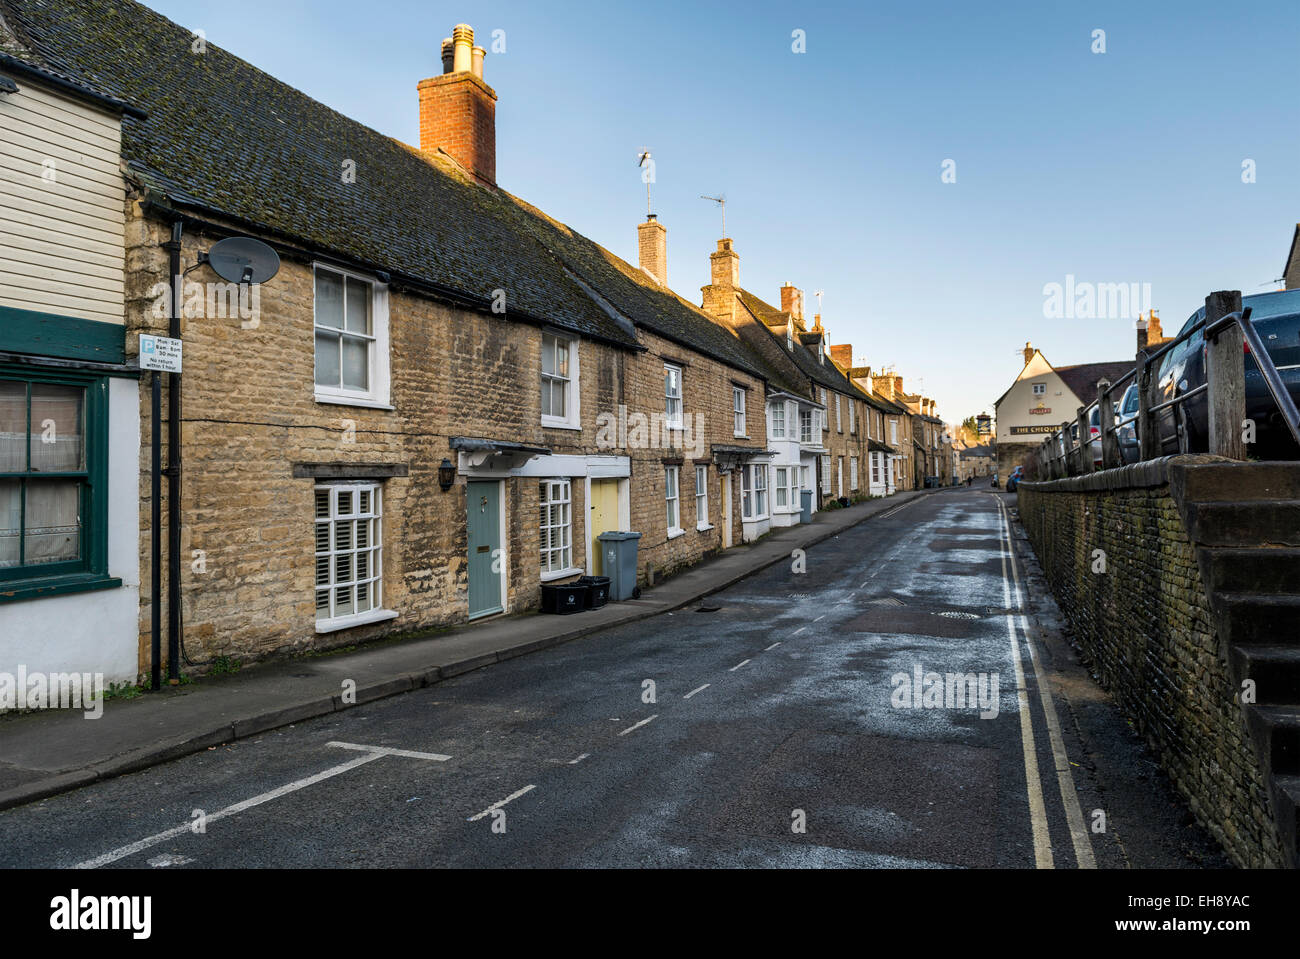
[829,344,853,369]
[419,24,497,186]
[780,283,804,327]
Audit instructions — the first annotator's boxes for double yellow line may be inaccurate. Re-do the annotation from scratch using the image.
[993,495,1096,869]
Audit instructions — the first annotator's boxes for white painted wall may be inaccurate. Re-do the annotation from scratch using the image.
[0,378,140,683]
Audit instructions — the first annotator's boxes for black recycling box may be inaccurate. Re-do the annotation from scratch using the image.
[541,582,588,614]
[578,576,610,609]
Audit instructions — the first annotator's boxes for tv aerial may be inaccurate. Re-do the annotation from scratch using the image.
[700,194,726,236]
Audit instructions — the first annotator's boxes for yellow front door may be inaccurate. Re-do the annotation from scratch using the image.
[589,479,620,575]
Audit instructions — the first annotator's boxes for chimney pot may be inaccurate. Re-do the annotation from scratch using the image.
[1023,341,1035,366]
[471,46,486,79]
[452,24,474,73]
[419,24,498,185]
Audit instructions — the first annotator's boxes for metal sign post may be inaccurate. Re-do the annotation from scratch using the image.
[141,334,182,691]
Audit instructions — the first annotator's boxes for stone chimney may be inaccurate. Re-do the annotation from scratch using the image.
[419,24,497,186]
[830,344,853,370]
[1137,309,1166,351]
[701,238,740,323]
[638,215,667,286]
[780,283,804,327]
[1023,341,1035,366]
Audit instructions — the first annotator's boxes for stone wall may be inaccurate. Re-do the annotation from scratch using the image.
[123,206,766,675]
[1017,459,1283,867]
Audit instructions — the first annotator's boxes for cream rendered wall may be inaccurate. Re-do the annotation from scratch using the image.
[0,80,126,324]
[995,353,1084,445]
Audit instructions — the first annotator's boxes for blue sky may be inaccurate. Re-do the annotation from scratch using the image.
[143,0,1300,422]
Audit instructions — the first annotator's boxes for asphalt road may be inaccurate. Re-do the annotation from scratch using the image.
[0,488,1229,868]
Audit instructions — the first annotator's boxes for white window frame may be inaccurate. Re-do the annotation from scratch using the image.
[313,264,391,409]
[799,410,814,444]
[315,482,395,633]
[664,364,683,429]
[890,419,898,445]
[820,454,831,493]
[540,331,581,430]
[801,465,811,491]
[820,390,829,431]
[540,479,577,578]
[665,466,683,538]
[741,464,768,520]
[872,452,882,485]
[849,400,856,434]
[733,387,747,437]
[775,467,789,508]
[1032,383,1046,396]
[770,401,786,439]
[695,465,710,530]
[835,394,843,433]
[850,456,859,491]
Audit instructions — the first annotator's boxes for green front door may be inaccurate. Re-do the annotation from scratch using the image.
[467,481,503,619]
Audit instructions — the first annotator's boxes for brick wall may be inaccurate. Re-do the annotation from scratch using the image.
[417,72,496,185]
[1017,466,1283,867]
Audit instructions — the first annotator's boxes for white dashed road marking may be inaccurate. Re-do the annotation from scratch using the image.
[684,684,710,699]
[618,715,659,736]
[765,642,781,651]
[729,659,751,672]
[468,784,536,822]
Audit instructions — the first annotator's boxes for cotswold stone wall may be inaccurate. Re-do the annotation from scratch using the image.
[1017,461,1282,868]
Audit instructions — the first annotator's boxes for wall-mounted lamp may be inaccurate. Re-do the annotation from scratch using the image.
[438,458,456,492]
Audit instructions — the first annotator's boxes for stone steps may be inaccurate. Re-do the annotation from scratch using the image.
[1184,501,1300,547]
[1214,593,1300,646]
[1230,645,1300,704]
[1273,775,1300,869]
[1175,461,1300,502]
[1201,547,1300,594]
[1244,705,1300,778]
[1178,461,1300,867]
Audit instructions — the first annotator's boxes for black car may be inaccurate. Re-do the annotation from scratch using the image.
[1151,289,1300,458]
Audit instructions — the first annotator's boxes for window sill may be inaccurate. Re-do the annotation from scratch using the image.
[540,566,583,583]
[733,434,749,440]
[695,523,714,533]
[0,572,122,605]
[541,417,581,431]
[666,527,686,540]
[315,608,399,634]
[315,393,394,411]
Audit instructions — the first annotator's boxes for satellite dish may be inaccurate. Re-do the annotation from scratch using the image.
[206,236,281,285]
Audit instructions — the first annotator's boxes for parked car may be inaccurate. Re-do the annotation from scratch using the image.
[1116,381,1140,463]
[1005,465,1024,492]
[1150,289,1300,458]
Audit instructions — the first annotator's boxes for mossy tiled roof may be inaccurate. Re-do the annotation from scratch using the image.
[736,288,867,399]
[3,0,766,377]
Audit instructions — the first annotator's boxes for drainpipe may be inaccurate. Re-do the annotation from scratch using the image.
[164,221,183,683]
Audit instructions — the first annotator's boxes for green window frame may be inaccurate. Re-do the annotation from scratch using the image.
[0,365,116,602]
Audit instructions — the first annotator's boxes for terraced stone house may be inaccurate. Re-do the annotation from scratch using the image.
[1,0,784,676]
